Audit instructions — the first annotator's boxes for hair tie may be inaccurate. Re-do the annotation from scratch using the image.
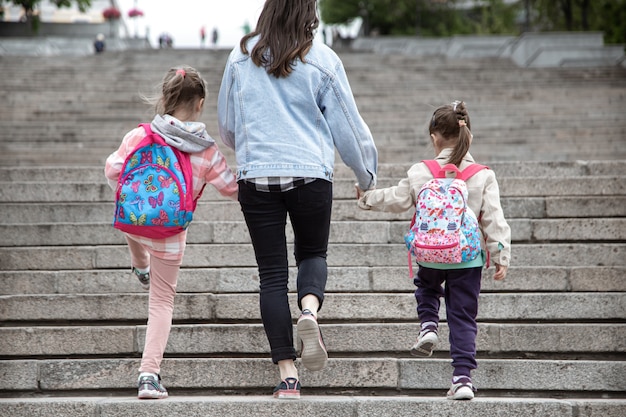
[176,68,186,78]
[458,119,467,127]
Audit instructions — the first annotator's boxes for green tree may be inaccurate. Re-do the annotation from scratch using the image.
[319,0,517,37]
[320,0,625,44]
[531,0,626,44]
[0,0,92,31]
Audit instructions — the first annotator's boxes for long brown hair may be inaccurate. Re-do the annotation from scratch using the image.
[240,0,319,78]
[429,101,472,167]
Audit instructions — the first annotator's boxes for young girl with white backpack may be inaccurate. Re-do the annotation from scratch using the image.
[104,65,238,399]
[357,101,511,400]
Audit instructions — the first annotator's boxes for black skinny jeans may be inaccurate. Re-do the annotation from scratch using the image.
[238,179,332,363]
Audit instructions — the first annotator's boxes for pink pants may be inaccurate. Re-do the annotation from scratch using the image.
[125,234,184,374]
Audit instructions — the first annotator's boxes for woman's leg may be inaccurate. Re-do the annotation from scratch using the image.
[286,180,332,371]
[238,182,297,368]
[444,267,482,377]
[285,180,332,311]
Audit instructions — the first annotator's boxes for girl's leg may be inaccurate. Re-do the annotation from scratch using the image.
[444,267,482,377]
[238,182,297,369]
[125,235,150,270]
[413,266,445,324]
[139,255,181,374]
[410,266,445,356]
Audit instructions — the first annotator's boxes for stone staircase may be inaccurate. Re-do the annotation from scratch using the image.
[1,49,625,416]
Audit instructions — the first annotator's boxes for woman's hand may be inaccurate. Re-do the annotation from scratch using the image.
[355,183,366,199]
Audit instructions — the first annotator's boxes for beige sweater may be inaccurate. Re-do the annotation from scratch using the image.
[358,149,511,267]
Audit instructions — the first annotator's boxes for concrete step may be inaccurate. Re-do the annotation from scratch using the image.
[1,266,624,295]
[1,243,624,271]
[1,218,624,247]
[1,176,624,203]
[1,396,625,417]
[2,323,624,357]
[1,357,623,394]
[4,196,623,229]
[3,161,626,181]
[1,51,624,165]
[2,292,623,323]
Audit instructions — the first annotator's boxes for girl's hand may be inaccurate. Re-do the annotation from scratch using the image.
[493,263,508,281]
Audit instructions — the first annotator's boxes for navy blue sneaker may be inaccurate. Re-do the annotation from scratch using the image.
[273,377,301,399]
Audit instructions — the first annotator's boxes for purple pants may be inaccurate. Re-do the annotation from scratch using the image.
[413,266,482,377]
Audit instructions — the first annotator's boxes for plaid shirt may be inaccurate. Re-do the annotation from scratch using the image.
[244,176,317,192]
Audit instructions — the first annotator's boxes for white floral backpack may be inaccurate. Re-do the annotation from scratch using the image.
[404,160,488,276]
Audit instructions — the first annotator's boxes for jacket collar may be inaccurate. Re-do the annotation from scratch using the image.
[434,148,475,164]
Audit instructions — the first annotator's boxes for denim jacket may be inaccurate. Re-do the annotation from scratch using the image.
[217,36,378,191]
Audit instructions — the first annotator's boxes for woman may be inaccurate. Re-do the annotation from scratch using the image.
[217,0,378,399]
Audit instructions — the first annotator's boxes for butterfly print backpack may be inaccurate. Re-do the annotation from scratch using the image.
[404,160,488,276]
[113,124,199,239]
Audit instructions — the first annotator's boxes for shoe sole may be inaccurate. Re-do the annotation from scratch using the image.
[297,317,328,371]
[410,333,438,357]
[138,390,168,399]
[447,386,474,400]
[273,390,301,400]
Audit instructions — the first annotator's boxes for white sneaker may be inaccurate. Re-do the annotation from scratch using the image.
[410,325,439,357]
[447,376,476,400]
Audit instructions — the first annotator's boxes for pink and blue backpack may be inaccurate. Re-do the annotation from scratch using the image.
[113,124,200,239]
[404,160,488,276]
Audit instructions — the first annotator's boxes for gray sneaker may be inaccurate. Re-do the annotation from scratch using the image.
[137,373,168,399]
[132,267,150,290]
[296,309,328,371]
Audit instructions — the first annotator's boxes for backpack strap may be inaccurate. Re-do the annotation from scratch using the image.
[423,159,489,181]
[458,163,489,181]
[422,160,444,178]
[139,123,167,146]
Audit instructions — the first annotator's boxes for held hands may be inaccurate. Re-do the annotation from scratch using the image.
[493,263,508,281]
[355,183,367,199]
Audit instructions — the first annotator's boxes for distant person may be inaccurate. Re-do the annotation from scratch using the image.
[158,33,173,49]
[105,66,238,400]
[94,33,105,54]
[200,26,206,48]
[217,0,378,400]
[241,20,251,35]
[357,101,511,400]
[211,27,219,49]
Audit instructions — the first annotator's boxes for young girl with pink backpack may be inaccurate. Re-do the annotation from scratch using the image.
[105,66,238,399]
[357,101,511,400]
